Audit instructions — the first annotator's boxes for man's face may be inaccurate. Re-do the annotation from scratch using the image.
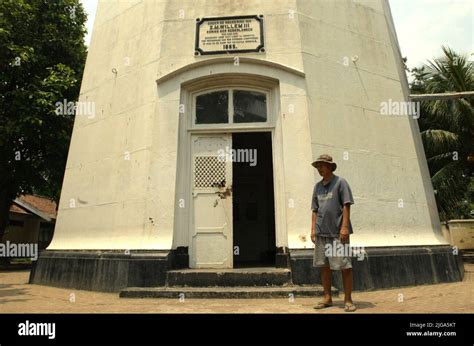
[315,162,332,176]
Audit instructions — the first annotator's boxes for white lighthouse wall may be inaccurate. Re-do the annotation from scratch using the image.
[49,0,446,251]
[49,0,168,249]
[49,0,311,250]
[294,0,446,248]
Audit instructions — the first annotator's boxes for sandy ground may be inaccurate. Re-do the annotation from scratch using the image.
[0,270,473,313]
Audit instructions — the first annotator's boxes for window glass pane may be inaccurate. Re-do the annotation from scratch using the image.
[195,91,228,124]
[233,90,267,123]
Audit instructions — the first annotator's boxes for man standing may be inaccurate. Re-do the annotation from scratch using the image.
[310,154,356,312]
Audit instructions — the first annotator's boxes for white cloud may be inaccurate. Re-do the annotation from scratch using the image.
[389,0,473,68]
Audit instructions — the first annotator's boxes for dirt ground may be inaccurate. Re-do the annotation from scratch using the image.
[0,270,473,313]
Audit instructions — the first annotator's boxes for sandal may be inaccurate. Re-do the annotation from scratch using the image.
[344,302,357,312]
[314,302,333,309]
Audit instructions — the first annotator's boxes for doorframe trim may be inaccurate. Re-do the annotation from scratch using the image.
[156,57,305,85]
[173,73,288,265]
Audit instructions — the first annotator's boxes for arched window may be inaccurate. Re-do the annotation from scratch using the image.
[194,89,268,125]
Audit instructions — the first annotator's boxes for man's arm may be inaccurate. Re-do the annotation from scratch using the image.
[339,204,351,243]
[311,210,318,243]
[339,178,354,243]
[310,183,319,243]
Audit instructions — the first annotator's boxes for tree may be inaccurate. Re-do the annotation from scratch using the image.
[0,0,87,241]
[410,46,474,221]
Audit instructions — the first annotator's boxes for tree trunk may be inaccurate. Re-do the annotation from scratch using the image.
[0,183,16,243]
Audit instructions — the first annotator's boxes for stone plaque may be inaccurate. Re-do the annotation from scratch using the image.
[195,15,265,55]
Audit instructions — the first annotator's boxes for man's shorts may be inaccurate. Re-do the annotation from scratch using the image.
[313,235,352,270]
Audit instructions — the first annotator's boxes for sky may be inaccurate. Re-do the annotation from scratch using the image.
[80,0,473,70]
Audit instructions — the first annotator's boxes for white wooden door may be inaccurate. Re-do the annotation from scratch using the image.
[190,134,233,268]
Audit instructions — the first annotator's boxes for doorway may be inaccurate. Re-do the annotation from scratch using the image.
[187,85,278,269]
[189,132,276,268]
[232,132,276,267]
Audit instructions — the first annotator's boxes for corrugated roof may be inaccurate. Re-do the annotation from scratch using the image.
[9,195,57,221]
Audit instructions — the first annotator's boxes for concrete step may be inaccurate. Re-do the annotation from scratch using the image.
[463,263,474,281]
[166,267,292,287]
[463,272,474,281]
[119,285,338,299]
[461,250,474,264]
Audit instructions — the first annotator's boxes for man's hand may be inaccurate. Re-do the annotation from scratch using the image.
[339,226,350,243]
[311,210,317,244]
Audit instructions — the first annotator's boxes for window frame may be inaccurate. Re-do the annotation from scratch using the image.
[191,86,271,130]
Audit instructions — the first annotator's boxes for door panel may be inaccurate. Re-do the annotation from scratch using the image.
[190,134,233,268]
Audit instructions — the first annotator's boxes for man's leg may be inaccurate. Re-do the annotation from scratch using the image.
[341,268,353,304]
[320,265,332,304]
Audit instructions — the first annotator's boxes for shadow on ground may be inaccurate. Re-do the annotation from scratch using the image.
[0,284,31,304]
[345,300,376,310]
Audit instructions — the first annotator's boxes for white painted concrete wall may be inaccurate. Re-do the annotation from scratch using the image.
[296,0,446,248]
[48,0,446,251]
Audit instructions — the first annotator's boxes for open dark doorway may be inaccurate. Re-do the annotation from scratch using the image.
[232,132,276,267]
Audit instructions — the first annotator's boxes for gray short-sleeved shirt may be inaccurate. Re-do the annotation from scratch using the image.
[311,175,354,237]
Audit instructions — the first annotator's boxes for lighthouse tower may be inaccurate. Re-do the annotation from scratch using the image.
[31,0,462,293]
